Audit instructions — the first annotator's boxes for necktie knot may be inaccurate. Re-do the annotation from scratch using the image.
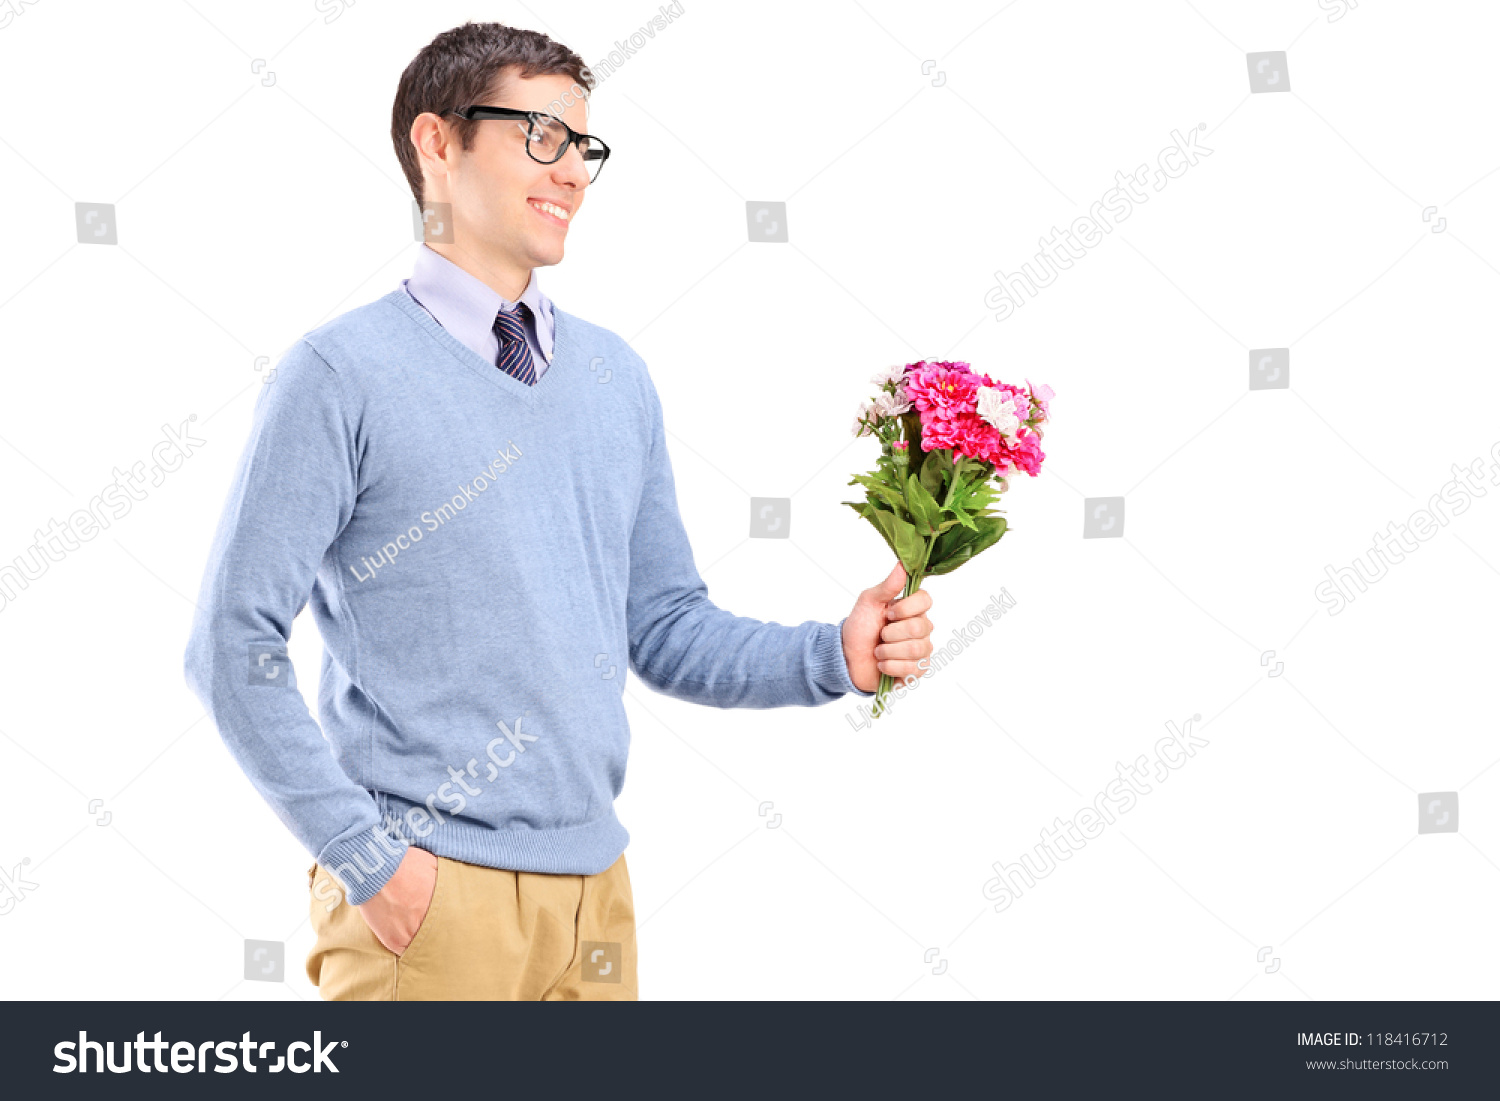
[493,302,536,385]
[494,301,531,344]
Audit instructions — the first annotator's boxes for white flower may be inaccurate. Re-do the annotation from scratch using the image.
[869,363,908,388]
[851,400,874,437]
[873,389,912,418]
[976,386,1021,440]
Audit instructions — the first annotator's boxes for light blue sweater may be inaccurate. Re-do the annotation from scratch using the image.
[184,287,866,904]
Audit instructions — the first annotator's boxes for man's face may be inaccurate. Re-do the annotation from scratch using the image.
[432,71,592,275]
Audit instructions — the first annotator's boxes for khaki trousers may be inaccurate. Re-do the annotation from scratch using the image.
[305,852,637,1000]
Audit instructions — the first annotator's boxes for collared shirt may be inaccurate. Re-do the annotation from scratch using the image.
[401,244,555,380]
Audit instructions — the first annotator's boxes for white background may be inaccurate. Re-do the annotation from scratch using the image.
[1,0,1497,1000]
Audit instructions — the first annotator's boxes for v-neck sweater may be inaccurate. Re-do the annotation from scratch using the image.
[184,287,864,904]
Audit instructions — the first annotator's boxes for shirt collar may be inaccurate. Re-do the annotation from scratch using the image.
[405,244,554,363]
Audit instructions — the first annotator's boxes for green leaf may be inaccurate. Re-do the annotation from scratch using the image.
[847,502,899,558]
[893,524,927,575]
[900,411,926,481]
[949,471,996,514]
[871,508,927,574]
[850,475,908,514]
[851,469,900,490]
[919,447,949,501]
[926,519,977,570]
[905,473,945,536]
[948,501,978,531]
[926,517,1007,575]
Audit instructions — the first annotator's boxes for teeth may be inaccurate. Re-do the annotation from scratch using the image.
[532,200,569,221]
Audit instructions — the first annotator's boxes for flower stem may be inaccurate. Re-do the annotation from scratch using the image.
[870,546,930,720]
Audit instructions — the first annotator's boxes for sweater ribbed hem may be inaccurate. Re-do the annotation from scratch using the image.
[318,822,409,906]
[380,793,631,877]
[819,618,873,698]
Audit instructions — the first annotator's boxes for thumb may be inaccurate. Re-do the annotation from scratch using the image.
[870,560,906,603]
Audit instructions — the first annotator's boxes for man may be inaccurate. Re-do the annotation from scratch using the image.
[184,21,936,1001]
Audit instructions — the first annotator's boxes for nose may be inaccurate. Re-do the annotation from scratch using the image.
[552,141,592,188]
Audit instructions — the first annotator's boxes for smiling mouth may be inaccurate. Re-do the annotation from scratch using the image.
[528,199,571,224]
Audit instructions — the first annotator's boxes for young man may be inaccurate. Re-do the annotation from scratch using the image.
[184,22,936,1001]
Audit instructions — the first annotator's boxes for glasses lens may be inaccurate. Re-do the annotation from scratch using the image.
[581,142,607,183]
[528,116,568,161]
[523,115,608,182]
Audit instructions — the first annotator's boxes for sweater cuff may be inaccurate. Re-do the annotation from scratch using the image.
[317,823,410,906]
[813,618,874,698]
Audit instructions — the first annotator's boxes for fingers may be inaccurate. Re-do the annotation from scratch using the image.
[875,585,934,675]
[874,633,932,679]
[886,587,932,620]
[876,656,928,677]
[880,614,932,643]
[875,637,928,660]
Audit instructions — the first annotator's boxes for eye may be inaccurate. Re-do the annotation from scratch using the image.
[530,117,567,155]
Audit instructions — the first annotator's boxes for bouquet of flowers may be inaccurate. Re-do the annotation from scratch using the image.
[845,360,1054,718]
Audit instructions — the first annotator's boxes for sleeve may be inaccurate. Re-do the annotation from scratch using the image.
[625,373,872,706]
[182,341,408,905]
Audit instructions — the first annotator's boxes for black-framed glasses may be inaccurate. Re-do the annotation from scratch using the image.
[447,105,611,183]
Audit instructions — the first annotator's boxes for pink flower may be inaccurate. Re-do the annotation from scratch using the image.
[894,359,1049,475]
[1026,378,1055,422]
[902,363,980,421]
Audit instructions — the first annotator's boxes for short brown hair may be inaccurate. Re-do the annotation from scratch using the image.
[391,22,594,207]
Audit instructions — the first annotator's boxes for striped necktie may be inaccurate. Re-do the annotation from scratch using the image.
[492,302,536,385]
